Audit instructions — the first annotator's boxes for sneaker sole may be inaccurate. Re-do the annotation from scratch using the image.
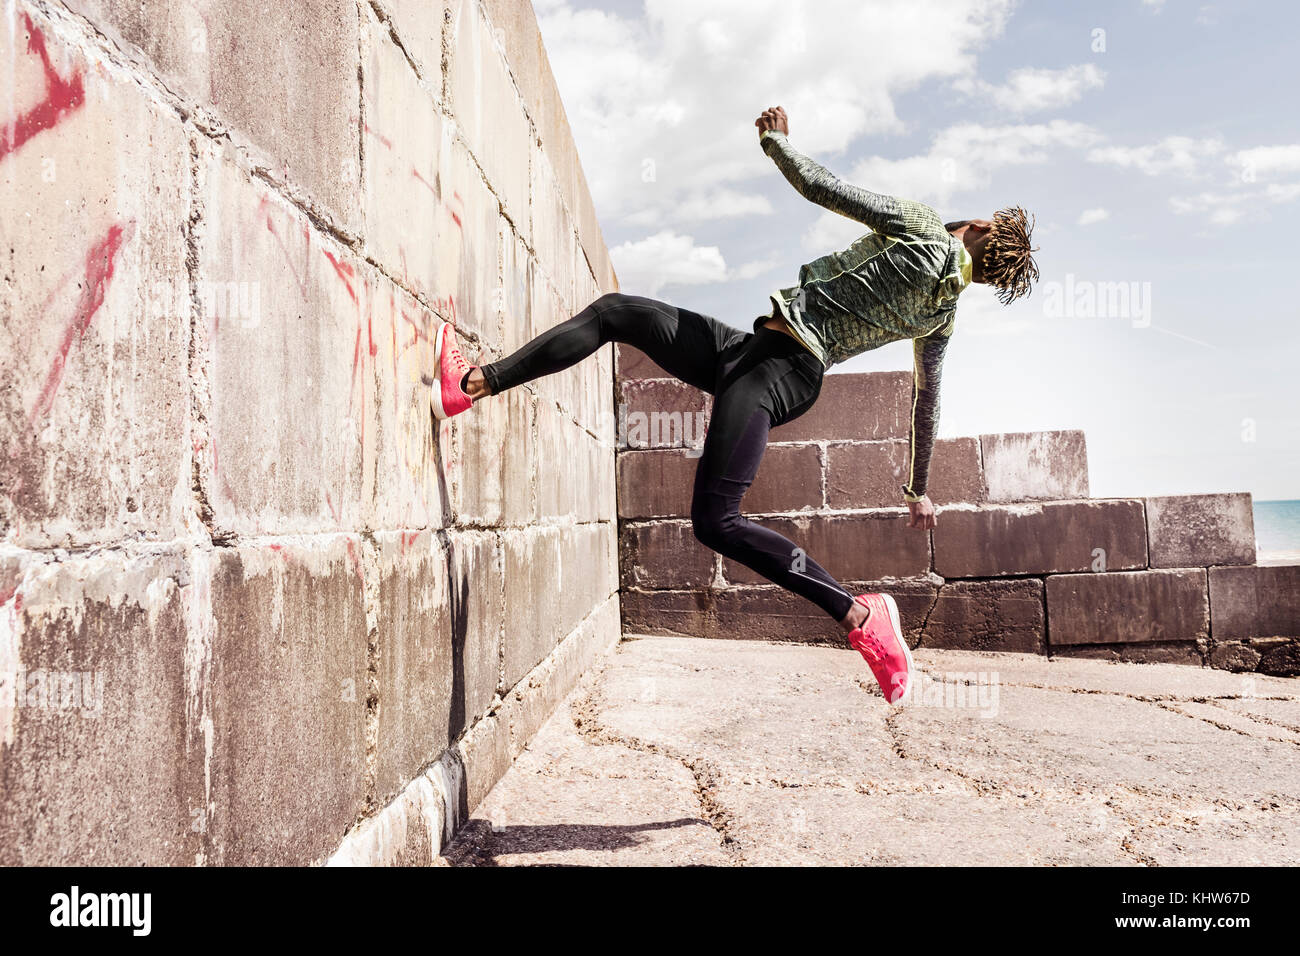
[430,321,451,420]
[882,593,914,706]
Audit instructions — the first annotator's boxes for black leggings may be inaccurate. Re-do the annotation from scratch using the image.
[480,292,857,622]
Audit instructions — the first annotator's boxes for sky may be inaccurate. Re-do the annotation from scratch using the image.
[533,0,1300,501]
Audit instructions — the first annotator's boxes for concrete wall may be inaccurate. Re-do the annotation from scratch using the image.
[615,346,1300,676]
[1,0,619,865]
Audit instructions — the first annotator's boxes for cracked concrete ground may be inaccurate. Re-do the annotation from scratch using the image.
[442,635,1300,866]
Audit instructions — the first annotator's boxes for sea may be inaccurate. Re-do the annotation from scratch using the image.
[1254,500,1300,565]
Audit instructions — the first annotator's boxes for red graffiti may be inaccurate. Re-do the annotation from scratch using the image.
[363,121,393,151]
[0,14,86,162]
[28,222,136,428]
[322,249,358,305]
[412,167,437,197]
[258,197,309,300]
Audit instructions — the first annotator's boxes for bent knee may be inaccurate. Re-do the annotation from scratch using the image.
[691,505,739,551]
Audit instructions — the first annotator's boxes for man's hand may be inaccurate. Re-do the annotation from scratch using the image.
[755,105,789,139]
[906,495,937,531]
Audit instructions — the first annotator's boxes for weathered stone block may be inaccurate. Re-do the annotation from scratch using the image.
[362,11,447,305]
[446,0,531,242]
[1208,642,1262,673]
[1,10,190,548]
[1146,493,1256,569]
[530,136,576,308]
[204,539,368,865]
[446,530,503,735]
[372,531,453,806]
[827,437,984,509]
[922,579,1045,653]
[620,520,716,590]
[980,430,1089,502]
[64,0,363,231]
[617,379,710,450]
[722,512,931,584]
[1209,564,1300,642]
[617,447,699,519]
[198,154,369,536]
[770,372,912,442]
[712,578,938,646]
[0,550,203,865]
[620,588,711,638]
[934,499,1147,578]
[1046,568,1209,646]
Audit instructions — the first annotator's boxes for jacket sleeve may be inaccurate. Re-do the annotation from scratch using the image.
[760,129,914,236]
[901,319,953,502]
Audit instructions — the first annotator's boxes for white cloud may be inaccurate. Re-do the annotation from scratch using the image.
[535,0,1017,221]
[1225,144,1300,181]
[608,231,728,296]
[1087,136,1224,176]
[955,64,1105,115]
[1078,207,1110,225]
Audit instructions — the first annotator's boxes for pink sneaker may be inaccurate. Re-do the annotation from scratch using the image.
[847,593,914,705]
[431,320,475,420]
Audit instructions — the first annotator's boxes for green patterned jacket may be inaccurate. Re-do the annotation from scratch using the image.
[757,129,972,502]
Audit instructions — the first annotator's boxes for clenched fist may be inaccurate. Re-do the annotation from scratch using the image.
[755,105,789,139]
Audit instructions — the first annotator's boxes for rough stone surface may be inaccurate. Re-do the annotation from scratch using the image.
[1209,564,1300,642]
[827,437,985,508]
[203,540,369,866]
[934,499,1148,578]
[1258,643,1300,678]
[770,372,912,442]
[619,521,716,590]
[444,637,1300,866]
[1046,569,1209,647]
[64,0,364,231]
[1146,493,1256,569]
[721,512,931,584]
[922,579,1045,653]
[1,11,191,549]
[980,430,1089,502]
[1208,642,1263,672]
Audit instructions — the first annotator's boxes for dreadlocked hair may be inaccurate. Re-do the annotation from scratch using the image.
[982,205,1039,305]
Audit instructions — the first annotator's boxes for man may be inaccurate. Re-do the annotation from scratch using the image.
[427,105,1039,705]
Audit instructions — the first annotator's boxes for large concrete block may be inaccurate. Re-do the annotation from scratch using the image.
[446,0,531,241]
[371,530,453,807]
[535,399,606,522]
[722,512,931,585]
[376,0,446,82]
[1046,568,1209,646]
[980,430,1089,502]
[620,587,712,638]
[366,279,445,531]
[1209,565,1300,642]
[361,11,448,305]
[620,520,716,590]
[530,136,576,309]
[500,221,533,356]
[0,550,203,865]
[921,579,1045,653]
[934,499,1147,578]
[64,0,363,231]
[616,379,710,451]
[204,538,368,865]
[501,525,562,688]
[617,447,699,519]
[826,437,985,509]
[441,356,536,527]
[1,9,190,548]
[445,530,503,735]
[1146,493,1256,569]
[198,153,370,536]
[770,372,912,442]
[746,444,824,513]
[428,121,501,346]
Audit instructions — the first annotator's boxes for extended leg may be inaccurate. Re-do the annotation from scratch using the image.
[690,373,858,625]
[475,292,743,397]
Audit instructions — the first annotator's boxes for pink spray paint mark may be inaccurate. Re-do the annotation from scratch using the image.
[0,13,86,162]
[28,222,135,429]
[261,201,309,300]
[322,250,358,305]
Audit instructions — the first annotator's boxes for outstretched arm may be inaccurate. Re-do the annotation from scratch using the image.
[755,105,908,235]
[901,321,953,530]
